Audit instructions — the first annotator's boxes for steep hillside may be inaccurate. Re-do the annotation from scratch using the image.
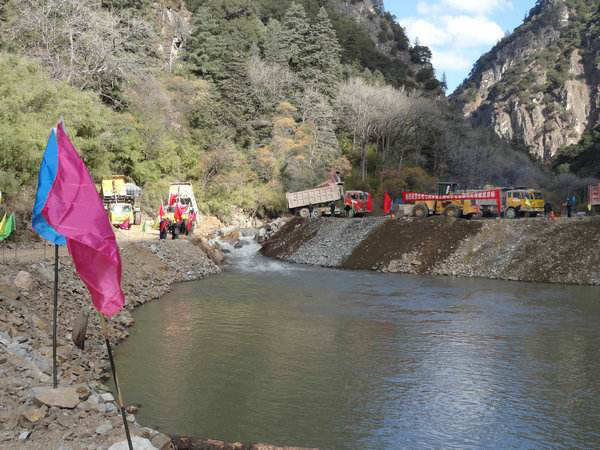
[452,0,600,162]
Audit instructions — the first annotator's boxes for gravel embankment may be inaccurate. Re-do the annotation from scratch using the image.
[0,239,221,450]
[261,217,386,267]
[262,216,600,285]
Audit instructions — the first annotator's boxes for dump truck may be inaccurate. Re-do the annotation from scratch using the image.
[477,187,545,218]
[286,184,372,218]
[101,176,142,228]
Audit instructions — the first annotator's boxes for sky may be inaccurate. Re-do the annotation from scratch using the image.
[384,0,538,93]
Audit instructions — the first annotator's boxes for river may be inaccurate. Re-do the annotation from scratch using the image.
[115,241,600,449]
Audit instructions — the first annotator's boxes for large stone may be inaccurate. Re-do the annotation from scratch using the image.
[96,421,113,434]
[0,282,19,301]
[21,405,48,423]
[100,392,115,403]
[151,432,173,450]
[33,386,80,409]
[14,271,33,291]
[108,436,157,450]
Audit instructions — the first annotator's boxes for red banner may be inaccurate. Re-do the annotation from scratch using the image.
[402,189,500,202]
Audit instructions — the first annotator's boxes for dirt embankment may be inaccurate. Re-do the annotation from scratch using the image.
[262,216,600,285]
[0,238,221,450]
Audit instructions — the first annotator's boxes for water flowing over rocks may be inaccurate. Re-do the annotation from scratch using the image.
[262,216,600,285]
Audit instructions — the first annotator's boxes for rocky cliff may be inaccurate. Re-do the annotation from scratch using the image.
[451,0,600,162]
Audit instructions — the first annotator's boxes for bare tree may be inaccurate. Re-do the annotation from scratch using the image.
[4,0,157,101]
[248,53,297,110]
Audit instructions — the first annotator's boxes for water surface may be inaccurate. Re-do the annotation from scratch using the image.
[116,247,600,449]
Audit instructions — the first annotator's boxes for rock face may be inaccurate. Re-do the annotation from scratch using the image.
[451,0,600,161]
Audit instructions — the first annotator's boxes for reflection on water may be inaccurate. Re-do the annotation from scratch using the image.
[116,256,600,449]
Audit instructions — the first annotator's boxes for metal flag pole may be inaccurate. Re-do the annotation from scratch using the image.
[52,244,59,388]
[100,316,133,450]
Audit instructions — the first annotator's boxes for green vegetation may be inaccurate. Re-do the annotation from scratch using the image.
[0,0,565,222]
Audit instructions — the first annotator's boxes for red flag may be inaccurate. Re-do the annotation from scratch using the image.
[384,192,392,214]
[174,204,182,223]
[159,202,164,219]
[119,218,130,230]
[37,123,124,317]
[168,194,177,206]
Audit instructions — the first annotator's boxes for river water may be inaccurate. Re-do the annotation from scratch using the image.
[115,241,600,449]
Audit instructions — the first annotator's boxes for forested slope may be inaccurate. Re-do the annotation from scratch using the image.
[0,0,563,221]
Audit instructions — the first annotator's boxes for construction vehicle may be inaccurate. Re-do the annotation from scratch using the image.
[402,182,497,219]
[101,176,142,228]
[588,183,600,214]
[286,184,372,218]
[477,187,544,218]
[164,182,200,236]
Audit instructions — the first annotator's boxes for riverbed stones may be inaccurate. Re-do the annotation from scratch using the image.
[151,432,173,449]
[109,436,158,450]
[14,271,33,291]
[33,386,80,409]
[100,392,115,403]
[20,405,48,423]
[95,421,113,434]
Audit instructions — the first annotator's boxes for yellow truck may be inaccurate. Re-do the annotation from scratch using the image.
[101,176,142,228]
[503,188,544,218]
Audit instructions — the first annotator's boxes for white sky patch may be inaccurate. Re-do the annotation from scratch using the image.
[442,15,505,48]
[431,49,472,71]
[399,0,508,87]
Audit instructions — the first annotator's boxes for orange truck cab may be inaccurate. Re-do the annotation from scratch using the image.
[344,191,373,217]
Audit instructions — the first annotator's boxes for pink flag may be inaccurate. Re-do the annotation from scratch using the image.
[42,123,125,317]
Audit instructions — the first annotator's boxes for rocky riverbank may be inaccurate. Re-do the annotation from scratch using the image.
[261,216,600,285]
[0,238,221,450]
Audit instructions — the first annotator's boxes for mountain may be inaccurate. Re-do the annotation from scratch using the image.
[451,0,600,162]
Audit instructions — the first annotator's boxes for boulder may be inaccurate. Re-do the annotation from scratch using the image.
[109,436,157,450]
[100,392,115,403]
[14,271,33,291]
[33,386,80,409]
[96,421,113,434]
[151,432,174,450]
[0,282,19,301]
[20,405,48,423]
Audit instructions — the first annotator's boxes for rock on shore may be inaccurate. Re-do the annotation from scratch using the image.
[0,239,220,449]
[261,216,600,285]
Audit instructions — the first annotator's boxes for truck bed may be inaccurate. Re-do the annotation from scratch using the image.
[286,184,342,209]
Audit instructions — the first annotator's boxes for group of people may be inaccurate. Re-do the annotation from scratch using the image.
[544,195,578,218]
[158,209,196,240]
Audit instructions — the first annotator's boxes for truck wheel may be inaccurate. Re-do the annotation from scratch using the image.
[311,209,321,218]
[505,207,517,219]
[444,205,460,218]
[299,208,310,218]
[413,204,428,218]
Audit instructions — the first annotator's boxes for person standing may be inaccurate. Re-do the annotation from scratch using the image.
[566,196,573,218]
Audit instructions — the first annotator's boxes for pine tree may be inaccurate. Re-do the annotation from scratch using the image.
[186,7,256,134]
[263,19,288,65]
[305,7,342,99]
[281,3,311,74]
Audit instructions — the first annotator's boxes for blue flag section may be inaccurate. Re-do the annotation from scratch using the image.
[32,128,67,245]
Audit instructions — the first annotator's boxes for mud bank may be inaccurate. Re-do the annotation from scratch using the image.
[261,216,600,285]
[0,238,220,449]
